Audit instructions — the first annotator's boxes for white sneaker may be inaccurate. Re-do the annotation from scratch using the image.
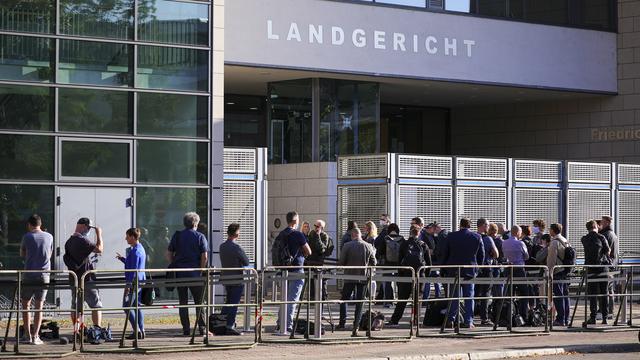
[31,336,43,345]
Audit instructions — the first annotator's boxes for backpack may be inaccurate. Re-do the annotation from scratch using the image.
[561,243,576,267]
[385,235,403,263]
[84,325,112,345]
[271,230,294,267]
[324,235,335,257]
[359,310,385,331]
[209,313,229,335]
[423,300,448,327]
[401,238,426,269]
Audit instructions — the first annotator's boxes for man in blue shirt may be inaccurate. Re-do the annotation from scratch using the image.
[219,223,250,334]
[117,228,146,339]
[502,225,530,321]
[20,214,53,345]
[440,218,484,328]
[275,211,311,335]
[166,212,209,336]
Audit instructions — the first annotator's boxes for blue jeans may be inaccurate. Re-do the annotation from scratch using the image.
[448,283,475,324]
[221,285,244,328]
[423,271,442,299]
[553,275,570,324]
[277,277,305,332]
[123,290,144,333]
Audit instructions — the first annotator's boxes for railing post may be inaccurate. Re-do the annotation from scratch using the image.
[279,269,288,333]
[134,272,139,349]
[14,271,21,353]
[508,267,513,332]
[629,268,634,326]
[205,268,211,345]
[455,267,461,334]
[314,269,323,339]
[243,269,251,332]
[583,268,589,328]
[544,267,549,333]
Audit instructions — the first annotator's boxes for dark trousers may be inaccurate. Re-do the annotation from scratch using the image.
[221,285,244,328]
[310,279,328,301]
[476,280,491,321]
[339,282,366,327]
[552,274,570,324]
[390,282,414,323]
[587,274,609,319]
[177,285,206,332]
[510,268,529,319]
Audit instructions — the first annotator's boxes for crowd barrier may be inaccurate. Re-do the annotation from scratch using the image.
[415,265,550,338]
[0,265,637,357]
[0,270,78,358]
[551,264,640,332]
[259,266,416,343]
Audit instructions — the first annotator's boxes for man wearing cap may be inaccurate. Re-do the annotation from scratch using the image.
[63,217,104,333]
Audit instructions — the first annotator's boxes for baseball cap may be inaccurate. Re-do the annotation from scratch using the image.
[77,217,93,227]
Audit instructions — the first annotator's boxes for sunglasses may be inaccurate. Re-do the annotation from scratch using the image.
[314,224,321,228]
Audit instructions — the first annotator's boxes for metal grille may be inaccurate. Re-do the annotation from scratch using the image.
[456,158,508,181]
[566,189,611,258]
[337,155,387,179]
[618,191,640,256]
[223,148,256,173]
[337,185,387,248]
[223,181,256,261]
[514,188,561,226]
[398,186,453,238]
[456,187,507,232]
[514,160,562,182]
[428,0,444,9]
[567,162,611,183]
[397,155,453,179]
[618,164,640,185]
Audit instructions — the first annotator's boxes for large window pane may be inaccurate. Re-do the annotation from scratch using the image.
[0,185,54,271]
[60,0,134,40]
[0,0,54,33]
[137,140,208,184]
[224,95,267,147]
[0,134,53,180]
[58,40,131,87]
[136,46,208,91]
[268,79,312,164]
[138,0,209,46]
[59,88,132,134]
[0,85,53,131]
[60,140,130,179]
[137,93,207,138]
[0,35,53,83]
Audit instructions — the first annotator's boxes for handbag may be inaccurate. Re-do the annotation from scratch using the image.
[140,272,156,306]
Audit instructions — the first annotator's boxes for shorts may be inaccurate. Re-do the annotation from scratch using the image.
[20,280,48,302]
[72,287,103,310]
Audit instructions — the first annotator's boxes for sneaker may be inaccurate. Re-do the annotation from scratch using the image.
[601,319,608,325]
[480,320,494,326]
[383,303,392,309]
[586,318,596,325]
[225,328,243,336]
[386,321,399,327]
[552,320,565,327]
[31,336,43,345]
[182,329,191,336]
[336,323,346,330]
[20,335,31,344]
[351,330,359,337]
[460,323,475,329]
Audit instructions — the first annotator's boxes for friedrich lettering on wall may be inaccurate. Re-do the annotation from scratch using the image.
[267,20,477,58]
[592,128,640,142]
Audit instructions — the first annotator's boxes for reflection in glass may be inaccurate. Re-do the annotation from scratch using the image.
[135,187,208,288]
[138,0,209,45]
[61,141,130,179]
[0,85,53,131]
[0,0,54,33]
[137,140,207,184]
[59,88,132,134]
[137,46,208,91]
[381,105,449,155]
[224,95,267,147]
[0,134,53,180]
[58,40,131,87]
[60,0,134,39]
[0,185,54,271]
[137,93,207,138]
[268,79,312,164]
[0,35,53,82]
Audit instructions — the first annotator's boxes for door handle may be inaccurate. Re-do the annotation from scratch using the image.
[126,198,134,208]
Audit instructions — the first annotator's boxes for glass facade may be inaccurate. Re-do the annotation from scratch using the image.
[355,0,616,31]
[0,1,213,273]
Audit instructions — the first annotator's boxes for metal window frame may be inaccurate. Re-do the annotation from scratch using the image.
[57,137,134,183]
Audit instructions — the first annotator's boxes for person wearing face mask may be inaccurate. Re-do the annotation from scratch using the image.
[532,219,547,246]
[63,217,104,335]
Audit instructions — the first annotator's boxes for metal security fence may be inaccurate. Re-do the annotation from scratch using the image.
[337,154,640,259]
[223,147,268,267]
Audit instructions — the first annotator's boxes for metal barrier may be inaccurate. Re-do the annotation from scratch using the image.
[416,265,551,338]
[0,270,79,358]
[78,267,259,353]
[551,264,640,332]
[259,266,416,343]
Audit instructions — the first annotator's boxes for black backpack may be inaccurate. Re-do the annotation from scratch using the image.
[271,230,294,266]
[359,310,385,331]
[385,235,403,263]
[561,244,576,272]
[401,238,426,269]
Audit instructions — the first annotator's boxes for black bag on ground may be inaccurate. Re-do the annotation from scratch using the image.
[527,303,547,327]
[84,325,112,345]
[490,300,526,328]
[209,313,228,335]
[359,310,385,331]
[423,300,448,327]
[293,319,324,335]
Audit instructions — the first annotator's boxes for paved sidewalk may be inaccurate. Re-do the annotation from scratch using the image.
[62,328,639,360]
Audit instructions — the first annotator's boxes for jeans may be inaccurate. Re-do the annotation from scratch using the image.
[552,274,570,324]
[221,285,244,328]
[339,282,366,327]
[177,284,206,332]
[123,290,144,333]
[422,271,442,299]
[448,283,475,325]
[277,277,305,332]
[391,282,414,323]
